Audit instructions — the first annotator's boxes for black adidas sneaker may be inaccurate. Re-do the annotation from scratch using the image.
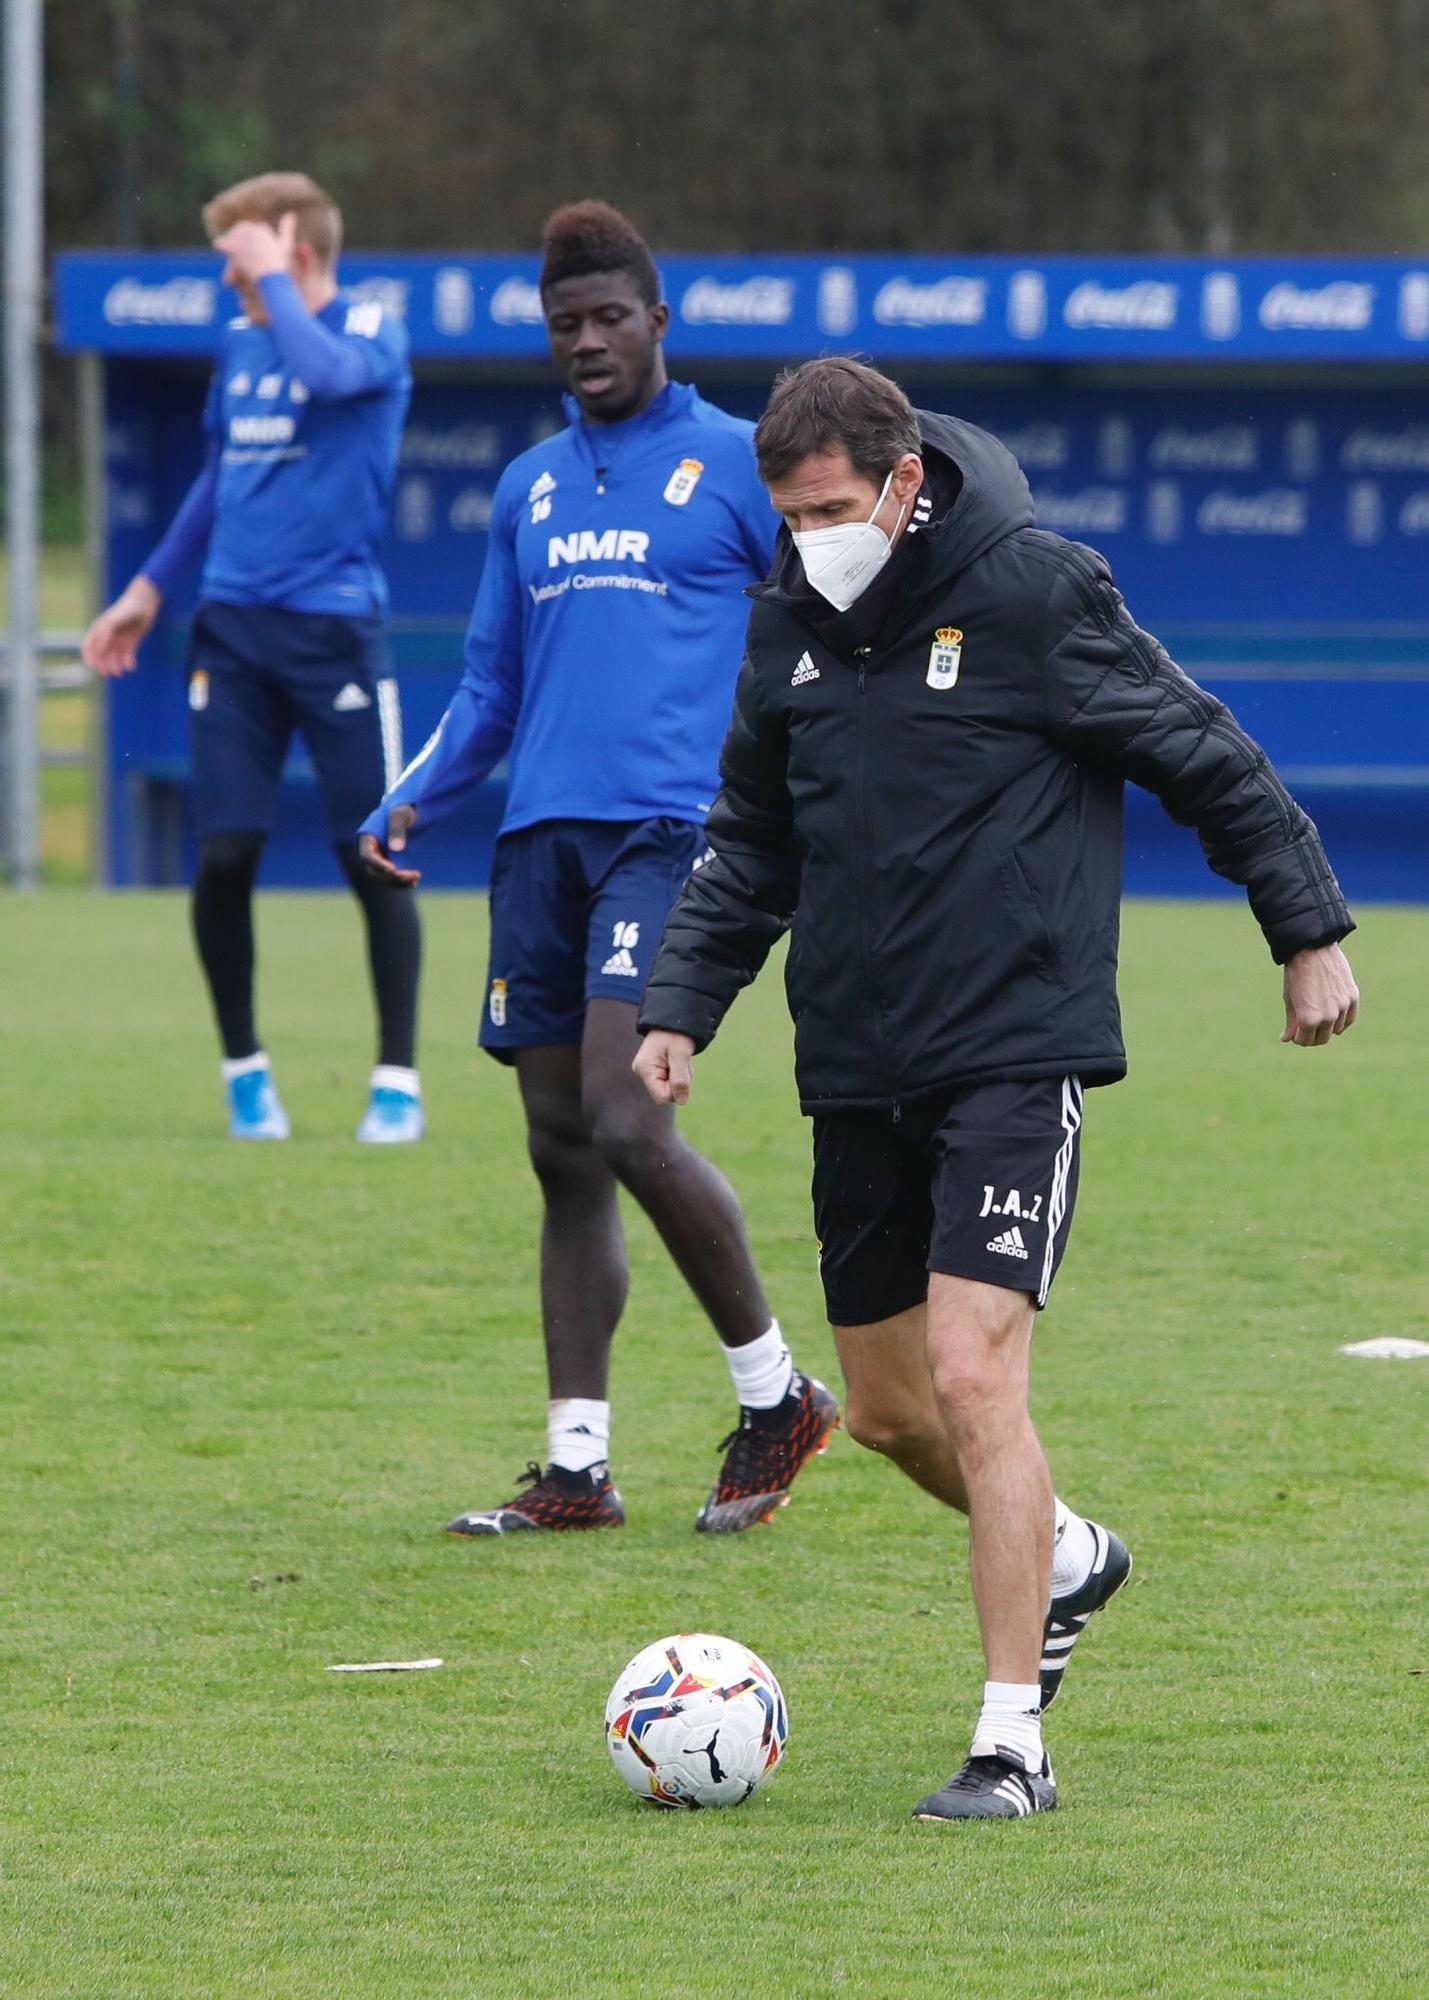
[913,1750,1057,1821]
[1040,1521,1133,1709]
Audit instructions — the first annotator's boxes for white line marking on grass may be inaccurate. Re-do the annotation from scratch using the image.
[1339,1338,1429,1360]
[327,1657,444,1673]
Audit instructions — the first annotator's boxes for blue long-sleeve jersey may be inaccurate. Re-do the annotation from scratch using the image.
[144,272,410,616]
[360,381,778,844]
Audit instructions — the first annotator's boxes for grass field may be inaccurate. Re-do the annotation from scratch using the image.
[2,545,97,885]
[2,891,1426,1999]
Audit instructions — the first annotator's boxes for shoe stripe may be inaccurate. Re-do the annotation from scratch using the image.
[993,1777,1031,1815]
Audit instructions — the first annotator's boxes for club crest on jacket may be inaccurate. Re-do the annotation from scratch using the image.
[663,457,705,506]
[927,627,963,690]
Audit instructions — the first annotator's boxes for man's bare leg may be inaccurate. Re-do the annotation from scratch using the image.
[586,997,840,1529]
[836,1285,1050,1675]
[835,1276,1050,1793]
[515,1042,629,1400]
[579,998,771,1344]
[923,1273,1051,1686]
[833,1305,966,1508]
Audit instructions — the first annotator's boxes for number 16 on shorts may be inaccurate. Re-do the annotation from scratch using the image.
[600,920,642,980]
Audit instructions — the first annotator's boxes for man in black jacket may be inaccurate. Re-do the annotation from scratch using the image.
[634,357,1359,1823]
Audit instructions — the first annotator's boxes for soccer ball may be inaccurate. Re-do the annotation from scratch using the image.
[604,1632,789,1809]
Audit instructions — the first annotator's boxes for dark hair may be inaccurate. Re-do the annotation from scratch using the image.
[539,200,660,307]
[755,357,921,483]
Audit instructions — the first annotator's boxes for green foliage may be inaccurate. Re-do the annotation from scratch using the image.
[1,894,1425,1997]
[44,2,1429,255]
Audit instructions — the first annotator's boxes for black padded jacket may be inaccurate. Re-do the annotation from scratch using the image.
[638,410,1355,1113]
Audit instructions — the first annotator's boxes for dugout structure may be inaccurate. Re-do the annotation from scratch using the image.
[56,251,1429,898]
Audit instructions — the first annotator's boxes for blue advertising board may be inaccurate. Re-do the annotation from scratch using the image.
[55,249,1429,364]
[60,252,1428,900]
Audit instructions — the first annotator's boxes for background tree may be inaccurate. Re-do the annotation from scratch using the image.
[44,0,1429,256]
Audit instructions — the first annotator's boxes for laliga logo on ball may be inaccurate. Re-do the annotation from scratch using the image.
[605,1634,788,1808]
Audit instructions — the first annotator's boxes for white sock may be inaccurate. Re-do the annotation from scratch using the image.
[1051,1498,1099,1597]
[547,1397,610,1475]
[722,1321,795,1410]
[371,1064,420,1096]
[221,1051,269,1081]
[970,1681,1045,1775]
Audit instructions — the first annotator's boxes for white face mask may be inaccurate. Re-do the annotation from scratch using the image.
[791,469,908,612]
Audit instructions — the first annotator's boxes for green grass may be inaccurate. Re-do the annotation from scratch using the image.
[1,893,1425,1998]
[2,545,97,884]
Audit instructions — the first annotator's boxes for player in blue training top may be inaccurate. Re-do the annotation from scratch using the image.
[361,202,839,1534]
[82,173,423,1145]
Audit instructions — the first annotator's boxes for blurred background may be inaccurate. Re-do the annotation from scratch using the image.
[7,0,1429,889]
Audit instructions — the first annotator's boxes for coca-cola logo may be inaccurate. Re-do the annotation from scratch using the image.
[1032,487,1128,534]
[1063,281,1178,331]
[1149,426,1258,471]
[1258,282,1373,332]
[1197,489,1308,535]
[680,277,794,326]
[872,276,987,328]
[103,277,216,327]
[998,425,1070,471]
[490,277,544,327]
[401,425,503,469]
[1341,428,1429,472]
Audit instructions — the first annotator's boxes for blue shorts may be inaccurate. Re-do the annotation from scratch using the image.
[481,817,706,1059]
[187,601,404,842]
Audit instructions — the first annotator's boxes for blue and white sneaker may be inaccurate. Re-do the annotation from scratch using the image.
[224,1062,290,1141]
[356,1068,424,1145]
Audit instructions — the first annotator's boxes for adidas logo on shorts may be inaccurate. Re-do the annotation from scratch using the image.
[333,682,373,711]
[986,1225,1030,1260]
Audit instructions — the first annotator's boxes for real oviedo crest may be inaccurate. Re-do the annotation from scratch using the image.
[926,627,963,690]
[663,457,704,506]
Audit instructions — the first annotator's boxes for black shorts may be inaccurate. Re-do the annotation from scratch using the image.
[480,817,706,1059]
[811,1076,1084,1325]
[188,601,402,841]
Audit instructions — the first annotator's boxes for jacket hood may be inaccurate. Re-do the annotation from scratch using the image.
[751,409,1035,627]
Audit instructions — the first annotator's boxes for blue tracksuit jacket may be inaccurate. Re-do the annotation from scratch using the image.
[358,380,778,841]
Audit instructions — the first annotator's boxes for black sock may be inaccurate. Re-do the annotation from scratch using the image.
[334,840,422,1070]
[192,831,265,1060]
[748,1373,806,1428]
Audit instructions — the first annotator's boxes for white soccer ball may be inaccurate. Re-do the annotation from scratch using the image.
[604,1632,789,1809]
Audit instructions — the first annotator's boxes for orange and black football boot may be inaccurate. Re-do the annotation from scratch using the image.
[695,1374,840,1533]
[445,1460,625,1536]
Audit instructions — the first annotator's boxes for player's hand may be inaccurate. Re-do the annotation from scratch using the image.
[1281,942,1359,1047]
[359,806,421,887]
[634,1030,697,1106]
[81,577,161,676]
[214,211,297,284]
